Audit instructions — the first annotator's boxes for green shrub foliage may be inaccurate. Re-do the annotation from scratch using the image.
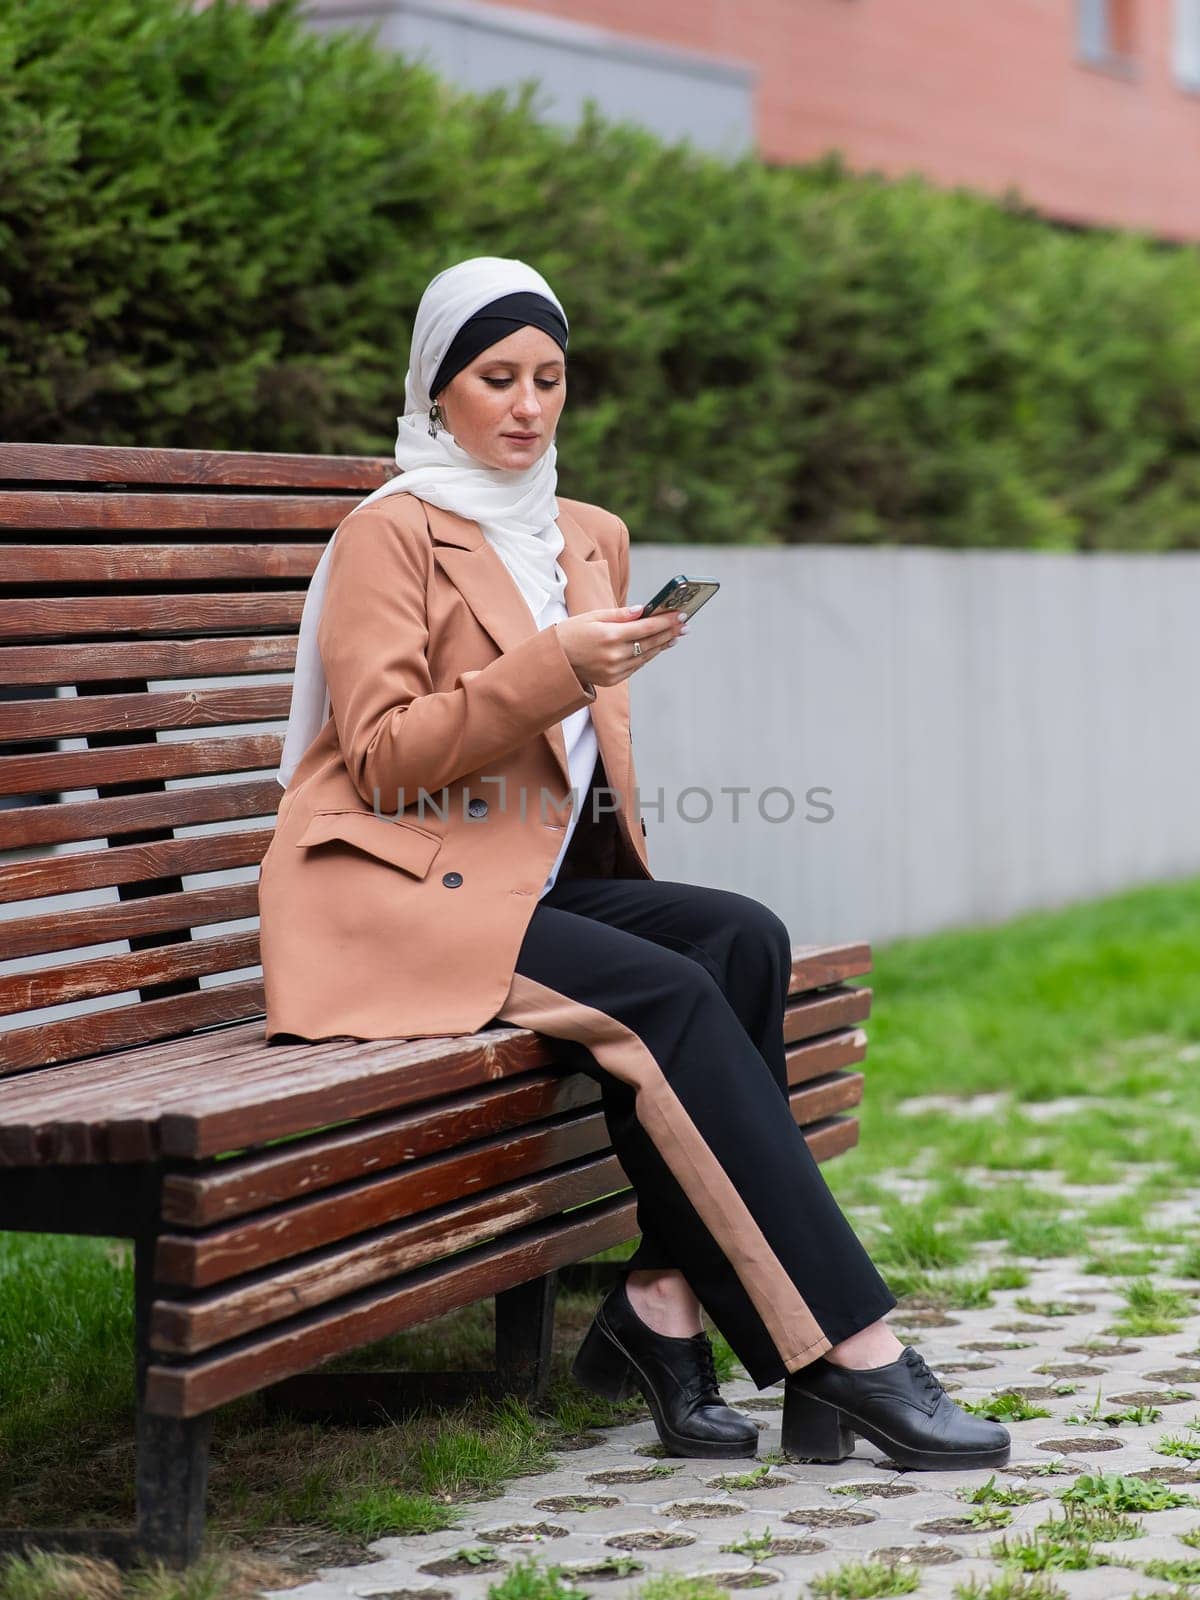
[4,0,1200,546]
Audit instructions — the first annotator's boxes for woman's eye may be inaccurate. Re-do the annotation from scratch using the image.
[481,378,561,389]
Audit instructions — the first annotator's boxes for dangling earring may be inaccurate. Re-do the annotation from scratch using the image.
[428,400,444,438]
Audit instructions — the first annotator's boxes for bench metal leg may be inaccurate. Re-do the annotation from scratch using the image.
[262,1270,561,1423]
[134,1233,211,1568]
[0,1222,212,1571]
[134,1411,212,1567]
[495,1270,558,1402]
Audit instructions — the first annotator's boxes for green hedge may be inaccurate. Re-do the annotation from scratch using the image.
[4,0,1200,547]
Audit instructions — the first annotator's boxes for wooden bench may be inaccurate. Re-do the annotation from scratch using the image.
[0,442,874,1568]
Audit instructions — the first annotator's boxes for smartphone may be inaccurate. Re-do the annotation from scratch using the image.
[640,574,720,622]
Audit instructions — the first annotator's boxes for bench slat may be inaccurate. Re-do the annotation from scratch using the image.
[0,592,307,640]
[0,932,262,1018]
[0,492,361,530]
[0,981,267,1080]
[162,1070,606,1225]
[0,685,292,742]
[152,1151,631,1352]
[0,735,281,805]
[806,1114,858,1164]
[786,941,871,986]
[144,1189,638,1419]
[0,827,269,904]
[0,884,259,967]
[0,782,278,859]
[0,543,325,583]
[783,986,871,1041]
[0,635,298,687]
[2,1020,863,1172]
[157,1118,620,1289]
[0,443,391,489]
[2,943,854,1067]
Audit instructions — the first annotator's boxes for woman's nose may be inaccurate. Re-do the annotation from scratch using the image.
[511,389,541,420]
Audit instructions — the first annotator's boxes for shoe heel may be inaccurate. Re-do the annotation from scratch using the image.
[781,1381,855,1462]
[572,1318,639,1401]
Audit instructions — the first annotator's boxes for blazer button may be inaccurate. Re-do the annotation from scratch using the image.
[442,871,463,888]
[467,797,488,818]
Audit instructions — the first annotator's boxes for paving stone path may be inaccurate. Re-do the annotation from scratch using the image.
[264,1181,1200,1600]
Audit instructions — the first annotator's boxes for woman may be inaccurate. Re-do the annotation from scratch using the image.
[260,256,1010,1472]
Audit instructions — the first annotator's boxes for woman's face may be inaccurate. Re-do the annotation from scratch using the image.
[436,325,566,471]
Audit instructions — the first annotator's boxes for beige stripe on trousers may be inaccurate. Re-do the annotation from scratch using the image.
[496,972,833,1370]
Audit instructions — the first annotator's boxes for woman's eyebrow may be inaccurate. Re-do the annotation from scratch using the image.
[478,357,565,370]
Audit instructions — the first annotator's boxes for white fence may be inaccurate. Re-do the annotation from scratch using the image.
[626,544,1200,946]
[6,543,1196,1037]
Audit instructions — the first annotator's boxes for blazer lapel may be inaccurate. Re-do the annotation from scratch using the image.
[426,501,629,801]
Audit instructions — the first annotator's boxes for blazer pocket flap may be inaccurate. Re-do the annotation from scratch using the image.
[294,810,443,879]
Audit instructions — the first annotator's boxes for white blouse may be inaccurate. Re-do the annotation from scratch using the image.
[535,588,599,898]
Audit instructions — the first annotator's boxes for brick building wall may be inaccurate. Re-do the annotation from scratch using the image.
[487,0,1200,239]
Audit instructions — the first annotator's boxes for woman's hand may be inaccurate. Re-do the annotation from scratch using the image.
[556,604,686,688]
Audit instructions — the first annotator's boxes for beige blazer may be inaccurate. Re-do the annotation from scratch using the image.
[258,491,653,1042]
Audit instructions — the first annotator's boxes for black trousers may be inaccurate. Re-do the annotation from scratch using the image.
[492,775,898,1389]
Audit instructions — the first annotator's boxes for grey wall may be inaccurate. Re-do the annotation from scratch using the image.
[625,544,1200,948]
[6,545,1197,1037]
[300,0,756,157]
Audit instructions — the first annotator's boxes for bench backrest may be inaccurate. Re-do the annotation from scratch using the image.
[0,443,392,1074]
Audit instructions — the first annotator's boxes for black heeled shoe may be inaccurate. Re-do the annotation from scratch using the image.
[571,1277,759,1458]
[782,1345,1011,1471]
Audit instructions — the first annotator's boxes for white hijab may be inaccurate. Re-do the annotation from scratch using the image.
[276,256,570,789]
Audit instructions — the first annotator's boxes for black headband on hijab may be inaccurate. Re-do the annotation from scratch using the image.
[429,290,569,400]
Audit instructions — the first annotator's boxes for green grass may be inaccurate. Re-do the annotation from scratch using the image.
[896,1267,1036,1305]
[953,1578,1068,1600]
[485,1556,588,1600]
[633,1578,732,1600]
[1157,1434,1200,1462]
[0,1235,134,1486]
[720,1528,776,1561]
[1141,1558,1200,1585]
[809,1558,922,1597]
[1081,1248,1164,1277]
[5,873,1200,1589]
[1105,1278,1193,1338]
[863,1199,972,1271]
[1013,1298,1086,1317]
[962,1392,1053,1422]
[0,1282,642,1578]
[708,1463,775,1490]
[325,1485,461,1538]
[1060,1473,1195,1512]
[823,873,1200,1207]
[960,1476,1044,1508]
[0,1548,292,1599]
[1061,1384,1165,1427]
[989,1522,1138,1573]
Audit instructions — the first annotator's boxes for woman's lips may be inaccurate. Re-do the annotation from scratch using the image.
[503,432,538,441]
